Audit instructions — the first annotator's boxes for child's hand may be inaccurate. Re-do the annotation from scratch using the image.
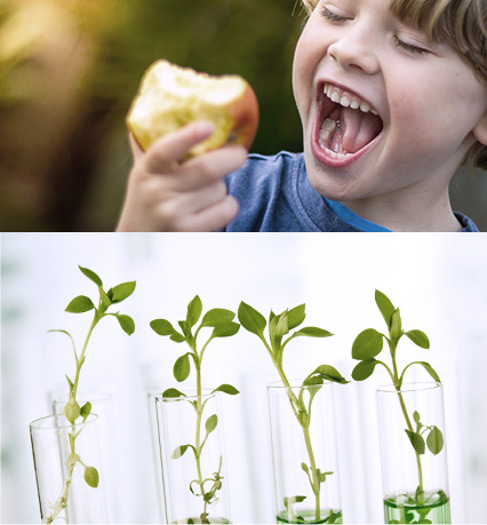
[116,121,246,231]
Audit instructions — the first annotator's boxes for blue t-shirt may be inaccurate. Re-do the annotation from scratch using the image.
[224,151,478,232]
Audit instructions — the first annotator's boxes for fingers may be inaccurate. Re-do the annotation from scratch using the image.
[151,180,238,231]
[120,122,246,231]
[177,195,240,232]
[176,144,248,191]
[143,121,215,172]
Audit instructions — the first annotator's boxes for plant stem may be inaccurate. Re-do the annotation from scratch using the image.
[302,423,321,520]
[396,390,424,495]
[72,316,98,399]
[260,334,326,521]
[389,338,424,497]
[45,314,99,523]
[191,341,213,524]
[271,347,323,521]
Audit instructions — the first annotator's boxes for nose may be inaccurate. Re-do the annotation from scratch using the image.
[327,29,380,74]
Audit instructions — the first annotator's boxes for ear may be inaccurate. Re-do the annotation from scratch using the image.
[473,109,487,145]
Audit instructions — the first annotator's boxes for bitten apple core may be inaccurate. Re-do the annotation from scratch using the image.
[127,59,259,157]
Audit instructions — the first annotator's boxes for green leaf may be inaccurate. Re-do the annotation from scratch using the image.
[405,429,425,455]
[238,301,267,336]
[323,470,334,477]
[352,358,379,381]
[327,511,343,524]
[413,411,421,424]
[115,314,135,335]
[65,295,95,313]
[310,364,349,384]
[170,332,186,343]
[287,304,306,330]
[416,362,441,383]
[300,462,310,475]
[186,295,202,328]
[78,266,103,287]
[201,308,235,327]
[172,444,194,459]
[80,401,92,419]
[178,320,191,337]
[294,326,333,338]
[406,330,430,349]
[426,426,444,455]
[162,388,186,398]
[302,375,324,387]
[390,309,402,340]
[212,322,240,338]
[108,281,136,303]
[174,353,191,382]
[212,384,240,395]
[99,288,112,309]
[205,414,218,433]
[375,290,395,328]
[271,311,290,339]
[284,495,306,507]
[65,374,74,394]
[84,466,99,488]
[150,319,175,336]
[352,329,383,360]
[64,399,81,423]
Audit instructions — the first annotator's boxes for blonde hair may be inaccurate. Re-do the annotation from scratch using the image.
[300,0,487,170]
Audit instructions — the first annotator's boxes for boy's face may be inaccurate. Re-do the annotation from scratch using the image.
[293,0,487,221]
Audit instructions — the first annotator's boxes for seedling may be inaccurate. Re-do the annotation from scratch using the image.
[46,266,136,523]
[351,290,446,523]
[238,302,348,524]
[150,295,240,524]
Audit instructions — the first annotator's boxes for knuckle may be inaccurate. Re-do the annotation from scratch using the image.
[197,160,218,182]
[155,200,181,225]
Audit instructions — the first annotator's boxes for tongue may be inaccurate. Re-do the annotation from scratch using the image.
[338,106,382,153]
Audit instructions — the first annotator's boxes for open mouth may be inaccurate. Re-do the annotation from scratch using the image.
[313,82,383,164]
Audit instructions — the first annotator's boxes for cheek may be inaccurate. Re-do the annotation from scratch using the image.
[389,63,487,146]
[292,17,327,113]
[292,30,314,105]
[388,74,484,159]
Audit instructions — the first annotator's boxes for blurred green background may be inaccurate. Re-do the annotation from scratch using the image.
[1,0,486,231]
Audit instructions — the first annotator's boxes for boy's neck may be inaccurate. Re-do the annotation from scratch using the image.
[342,189,462,232]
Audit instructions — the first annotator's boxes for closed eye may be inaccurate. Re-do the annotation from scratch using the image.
[319,6,351,22]
[393,35,429,55]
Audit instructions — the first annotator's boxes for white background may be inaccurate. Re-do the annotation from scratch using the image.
[2,233,487,524]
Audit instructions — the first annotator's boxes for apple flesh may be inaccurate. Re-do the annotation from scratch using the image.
[127,59,259,158]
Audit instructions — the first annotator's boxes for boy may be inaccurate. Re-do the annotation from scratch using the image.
[117,0,487,232]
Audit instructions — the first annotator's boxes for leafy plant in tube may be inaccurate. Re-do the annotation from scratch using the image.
[150,295,240,524]
[238,301,348,524]
[351,290,445,521]
[46,266,136,523]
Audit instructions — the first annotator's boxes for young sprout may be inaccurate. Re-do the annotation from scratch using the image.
[150,295,240,524]
[238,301,348,524]
[46,266,136,523]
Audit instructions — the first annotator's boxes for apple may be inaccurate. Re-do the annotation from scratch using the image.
[126,59,259,158]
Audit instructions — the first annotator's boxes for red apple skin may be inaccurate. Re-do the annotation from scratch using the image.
[127,61,259,157]
[227,82,259,151]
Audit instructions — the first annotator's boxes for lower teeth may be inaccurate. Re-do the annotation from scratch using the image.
[319,118,351,159]
[320,146,353,159]
[319,118,353,159]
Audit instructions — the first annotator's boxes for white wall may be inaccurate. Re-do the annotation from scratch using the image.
[2,233,486,524]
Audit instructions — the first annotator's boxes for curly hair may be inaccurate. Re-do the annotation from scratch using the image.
[300,0,487,170]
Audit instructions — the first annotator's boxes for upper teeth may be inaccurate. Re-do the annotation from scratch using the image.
[324,83,378,115]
